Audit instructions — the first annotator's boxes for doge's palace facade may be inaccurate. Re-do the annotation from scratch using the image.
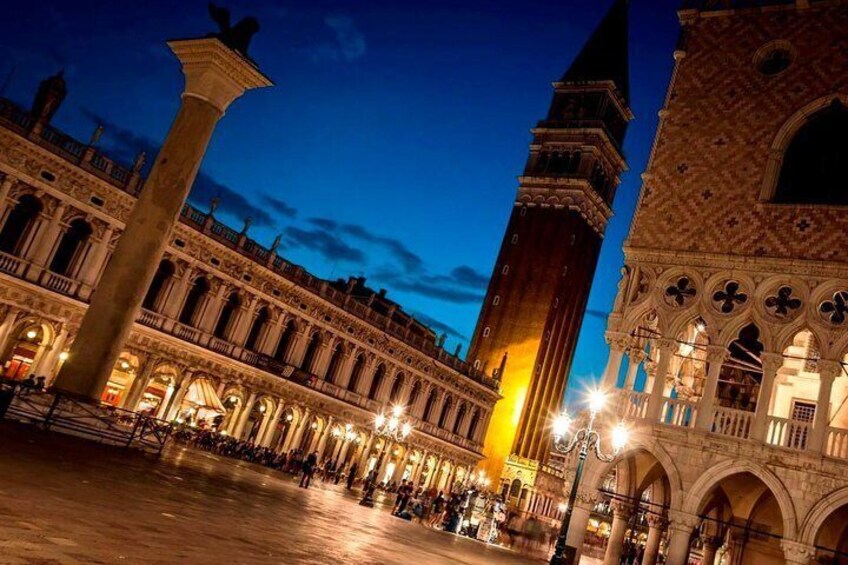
[560,2,848,565]
[0,72,500,493]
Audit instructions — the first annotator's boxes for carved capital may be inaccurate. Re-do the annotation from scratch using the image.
[610,500,634,519]
[646,513,668,529]
[781,540,816,565]
[760,352,785,374]
[817,359,843,381]
[667,510,700,533]
[657,338,678,354]
[705,345,729,364]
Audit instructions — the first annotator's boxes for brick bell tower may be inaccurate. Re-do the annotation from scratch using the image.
[471,0,632,485]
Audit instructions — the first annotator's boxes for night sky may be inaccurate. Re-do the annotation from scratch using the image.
[0,0,681,403]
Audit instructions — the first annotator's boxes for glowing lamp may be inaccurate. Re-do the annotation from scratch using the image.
[26,329,38,340]
[58,351,69,361]
[588,389,607,413]
[558,503,568,513]
[611,423,630,453]
[392,405,403,417]
[552,412,572,438]
[120,360,131,371]
[375,414,386,428]
[401,423,412,438]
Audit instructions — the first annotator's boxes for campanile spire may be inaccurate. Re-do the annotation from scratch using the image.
[470,0,632,488]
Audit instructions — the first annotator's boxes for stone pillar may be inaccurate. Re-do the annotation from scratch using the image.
[164,371,194,421]
[42,326,70,384]
[623,349,645,390]
[565,498,595,565]
[316,416,334,459]
[52,37,271,401]
[695,346,728,430]
[647,339,676,420]
[26,200,67,278]
[811,360,841,453]
[358,432,375,470]
[229,295,258,347]
[289,408,311,452]
[161,267,194,321]
[781,540,816,565]
[603,501,633,565]
[0,306,19,355]
[665,512,698,565]
[752,352,783,441]
[0,176,15,220]
[601,337,627,389]
[700,535,721,565]
[78,224,114,300]
[234,391,258,439]
[643,515,667,565]
[122,355,158,411]
[261,401,285,448]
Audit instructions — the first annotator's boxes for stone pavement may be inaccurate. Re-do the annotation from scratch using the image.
[0,424,543,565]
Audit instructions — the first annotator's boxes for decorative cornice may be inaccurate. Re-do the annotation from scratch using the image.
[515,182,613,236]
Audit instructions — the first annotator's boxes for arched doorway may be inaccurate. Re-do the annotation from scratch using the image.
[135,366,177,418]
[812,503,848,563]
[101,353,139,407]
[0,321,53,380]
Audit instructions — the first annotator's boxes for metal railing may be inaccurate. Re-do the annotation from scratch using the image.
[1,379,173,454]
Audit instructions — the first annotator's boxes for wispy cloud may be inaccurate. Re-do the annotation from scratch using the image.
[284,226,365,264]
[411,311,468,342]
[81,109,294,227]
[309,217,423,271]
[302,14,366,62]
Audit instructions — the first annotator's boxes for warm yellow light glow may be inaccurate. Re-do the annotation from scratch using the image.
[375,413,386,428]
[392,405,403,417]
[611,423,630,452]
[26,329,38,340]
[258,404,266,413]
[311,421,318,430]
[58,351,69,361]
[388,416,399,431]
[587,389,607,413]
[401,423,412,437]
[286,413,293,422]
[120,360,131,371]
[552,412,572,438]
[558,502,568,513]
[220,430,228,436]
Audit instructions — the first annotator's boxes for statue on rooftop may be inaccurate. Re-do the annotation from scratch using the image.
[208,3,260,58]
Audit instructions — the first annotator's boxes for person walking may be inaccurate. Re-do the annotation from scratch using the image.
[346,462,358,490]
[300,450,318,489]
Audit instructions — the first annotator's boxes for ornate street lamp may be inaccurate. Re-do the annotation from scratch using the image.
[359,405,413,507]
[550,389,630,565]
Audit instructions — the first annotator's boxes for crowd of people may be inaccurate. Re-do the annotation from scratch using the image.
[172,427,560,557]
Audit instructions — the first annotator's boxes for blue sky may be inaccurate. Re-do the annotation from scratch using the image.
[0,0,681,402]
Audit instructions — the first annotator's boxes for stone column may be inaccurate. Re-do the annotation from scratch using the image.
[623,348,645,390]
[289,408,311,452]
[811,360,841,453]
[78,225,114,300]
[164,370,194,421]
[700,535,721,565]
[52,37,271,401]
[781,540,816,565]
[565,498,595,565]
[0,306,19,355]
[25,200,67,278]
[665,512,698,565]
[695,346,729,430]
[0,176,15,220]
[161,267,194,321]
[601,337,627,389]
[261,401,285,448]
[122,355,158,411]
[642,515,667,565]
[647,339,676,420]
[358,432,375,470]
[229,295,258,347]
[234,391,258,439]
[603,501,633,565]
[316,416,334,459]
[752,352,784,441]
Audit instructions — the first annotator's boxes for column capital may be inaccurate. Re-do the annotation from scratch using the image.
[667,510,700,532]
[818,359,843,381]
[610,500,634,519]
[700,535,723,550]
[168,38,272,114]
[656,338,678,354]
[761,352,785,373]
[781,540,816,565]
[646,513,668,529]
[605,332,630,351]
[705,345,729,364]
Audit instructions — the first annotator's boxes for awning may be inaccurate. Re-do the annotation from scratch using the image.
[182,377,226,413]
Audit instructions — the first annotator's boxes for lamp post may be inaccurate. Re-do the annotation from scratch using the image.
[550,389,630,565]
[359,405,413,507]
[333,423,361,468]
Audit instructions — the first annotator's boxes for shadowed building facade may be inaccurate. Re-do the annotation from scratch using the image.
[469,0,632,499]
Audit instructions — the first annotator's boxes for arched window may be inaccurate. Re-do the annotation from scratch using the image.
[467,409,480,440]
[275,320,297,361]
[408,381,421,412]
[775,100,848,205]
[213,292,241,339]
[300,332,322,372]
[178,276,210,327]
[347,354,365,392]
[717,323,764,413]
[367,363,386,400]
[388,373,405,405]
[244,306,269,352]
[452,403,466,435]
[438,396,453,428]
[0,194,42,256]
[143,260,175,312]
[423,390,438,422]
[48,218,92,276]
[324,343,344,383]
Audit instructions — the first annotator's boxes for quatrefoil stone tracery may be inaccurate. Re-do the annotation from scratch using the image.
[820,291,848,325]
[712,281,748,314]
[664,276,697,307]
[764,286,802,319]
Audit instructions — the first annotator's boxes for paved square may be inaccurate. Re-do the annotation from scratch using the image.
[0,424,543,565]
